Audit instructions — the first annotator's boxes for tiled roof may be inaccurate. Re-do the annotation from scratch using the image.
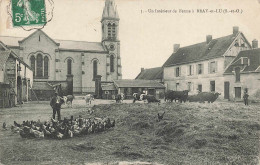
[32,81,54,91]
[224,48,260,73]
[101,83,116,90]
[0,36,22,47]
[163,33,239,67]
[0,30,105,52]
[135,67,163,80]
[0,51,10,70]
[114,79,165,88]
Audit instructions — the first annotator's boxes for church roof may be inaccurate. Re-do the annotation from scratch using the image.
[163,32,247,67]
[102,0,119,21]
[224,48,260,74]
[0,35,106,52]
[56,40,105,52]
[114,79,165,88]
[135,67,163,80]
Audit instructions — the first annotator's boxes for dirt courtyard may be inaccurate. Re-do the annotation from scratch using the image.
[0,98,260,165]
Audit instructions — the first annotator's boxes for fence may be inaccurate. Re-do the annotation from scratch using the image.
[73,87,95,94]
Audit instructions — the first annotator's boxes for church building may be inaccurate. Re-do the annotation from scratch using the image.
[0,0,122,95]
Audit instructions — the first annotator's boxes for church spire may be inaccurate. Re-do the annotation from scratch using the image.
[102,0,119,21]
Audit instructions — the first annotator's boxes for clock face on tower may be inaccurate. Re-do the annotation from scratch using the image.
[108,44,115,51]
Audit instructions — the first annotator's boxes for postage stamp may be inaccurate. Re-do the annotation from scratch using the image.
[11,0,46,27]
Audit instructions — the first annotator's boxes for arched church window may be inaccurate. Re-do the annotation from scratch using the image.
[30,55,35,76]
[93,60,98,80]
[108,23,112,39]
[112,23,116,39]
[36,54,43,77]
[110,55,114,72]
[44,56,49,77]
[67,59,72,75]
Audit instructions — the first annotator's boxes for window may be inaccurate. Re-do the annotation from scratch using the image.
[108,23,112,39]
[176,83,180,91]
[30,56,35,76]
[112,23,116,39]
[210,81,215,92]
[234,40,239,47]
[198,64,203,74]
[93,60,98,80]
[32,54,49,78]
[209,61,217,73]
[188,65,193,75]
[198,84,202,92]
[176,67,180,77]
[44,56,49,77]
[187,82,192,91]
[234,67,240,82]
[67,59,72,75]
[36,54,43,77]
[110,55,114,72]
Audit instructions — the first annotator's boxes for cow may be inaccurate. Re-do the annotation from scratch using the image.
[133,93,147,103]
[115,93,124,103]
[187,95,200,102]
[145,95,160,103]
[165,90,189,103]
[64,95,74,107]
[85,94,94,105]
[196,92,221,103]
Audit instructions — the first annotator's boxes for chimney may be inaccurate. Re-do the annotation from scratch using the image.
[206,35,212,44]
[252,39,258,49]
[141,68,144,72]
[173,44,180,53]
[233,26,239,35]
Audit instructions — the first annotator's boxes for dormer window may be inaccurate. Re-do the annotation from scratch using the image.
[241,57,249,65]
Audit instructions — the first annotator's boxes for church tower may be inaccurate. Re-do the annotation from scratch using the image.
[101,0,122,80]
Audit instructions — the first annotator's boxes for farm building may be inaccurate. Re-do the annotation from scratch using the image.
[135,67,164,83]
[223,48,260,101]
[101,79,165,99]
[162,26,260,100]
[0,42,33,107]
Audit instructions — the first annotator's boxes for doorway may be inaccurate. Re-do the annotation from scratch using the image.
[235,87,241,99]
[224,82,230,99]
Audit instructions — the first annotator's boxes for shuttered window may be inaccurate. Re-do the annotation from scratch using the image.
[209,61,218,74]
[197,64,203,74]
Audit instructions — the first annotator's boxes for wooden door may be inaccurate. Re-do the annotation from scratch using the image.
[235,87,241,99]
[224,82,230,99]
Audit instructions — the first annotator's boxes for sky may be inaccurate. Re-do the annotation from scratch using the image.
[1,0,260,79]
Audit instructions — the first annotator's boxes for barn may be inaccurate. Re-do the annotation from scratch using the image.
[101,79,165,99]
[0,42,33,107]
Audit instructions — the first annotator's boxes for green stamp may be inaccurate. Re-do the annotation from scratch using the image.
[11,0,46,27]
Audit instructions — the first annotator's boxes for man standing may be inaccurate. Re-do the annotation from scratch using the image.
[243,91,249,106]
[50,92,63,120]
